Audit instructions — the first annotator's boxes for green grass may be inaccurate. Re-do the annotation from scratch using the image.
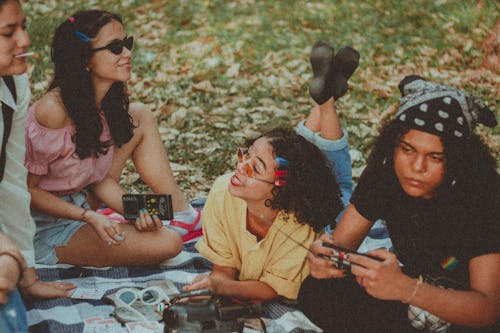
[24,0,500,197]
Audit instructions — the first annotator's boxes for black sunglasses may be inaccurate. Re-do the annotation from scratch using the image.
[91,36,134,55]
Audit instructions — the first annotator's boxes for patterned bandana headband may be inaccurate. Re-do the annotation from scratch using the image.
[396,75,497,139]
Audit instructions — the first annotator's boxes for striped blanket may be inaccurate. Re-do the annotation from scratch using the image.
[26,198,392,333]
[26,239,324,333]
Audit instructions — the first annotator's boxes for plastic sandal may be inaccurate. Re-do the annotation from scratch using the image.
[163,208,203,242]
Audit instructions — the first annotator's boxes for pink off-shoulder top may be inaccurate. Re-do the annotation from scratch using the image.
[24,104,114,195]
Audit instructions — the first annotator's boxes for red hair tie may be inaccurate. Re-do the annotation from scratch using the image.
[68,16,75,24]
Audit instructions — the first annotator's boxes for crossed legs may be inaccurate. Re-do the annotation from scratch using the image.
[305,98,343,141]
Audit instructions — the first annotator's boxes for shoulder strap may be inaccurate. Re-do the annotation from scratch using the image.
[0,76,17,183]
[4,76,16,102]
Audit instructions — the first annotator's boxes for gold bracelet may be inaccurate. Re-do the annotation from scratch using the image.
[0,251,26,282]
[403,275,423,304]
[81,208,90,221]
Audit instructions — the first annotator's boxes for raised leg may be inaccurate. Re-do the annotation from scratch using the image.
[305,98,342,141]
[108,103,189,212]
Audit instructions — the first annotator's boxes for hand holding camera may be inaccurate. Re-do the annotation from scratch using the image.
[307,234,385,279]
[318,242,383,272]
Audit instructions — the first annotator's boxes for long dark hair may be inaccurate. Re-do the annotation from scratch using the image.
[366,119,499,215]
[49,9,134,159]
[245,127,343,232]
[0,0,19,9]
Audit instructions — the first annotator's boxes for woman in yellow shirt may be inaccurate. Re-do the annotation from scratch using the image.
[183,41,359,300]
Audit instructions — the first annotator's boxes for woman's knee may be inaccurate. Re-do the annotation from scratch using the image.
[146,228,183,261]
[129,103,156,130]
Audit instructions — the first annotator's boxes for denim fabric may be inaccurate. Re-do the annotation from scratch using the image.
[0,289,28,333]
[295,120,353,222]
[32,191,87,265]
[296,120,393,252]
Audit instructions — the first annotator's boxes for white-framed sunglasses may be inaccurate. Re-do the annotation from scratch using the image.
[115,286,171,321]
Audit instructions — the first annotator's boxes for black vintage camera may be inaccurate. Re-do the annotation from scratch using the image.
[122,194,173,220]
[319,242,383,271]
[163,297,263,333]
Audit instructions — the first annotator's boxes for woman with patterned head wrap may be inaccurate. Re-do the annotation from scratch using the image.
[299,75,499,332]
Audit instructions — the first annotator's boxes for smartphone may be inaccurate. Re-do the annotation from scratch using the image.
[319,242,383,271]
[122,194,173,221]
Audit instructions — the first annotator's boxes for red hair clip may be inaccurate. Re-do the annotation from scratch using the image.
[68,16,75,24]
[275,169,289,178]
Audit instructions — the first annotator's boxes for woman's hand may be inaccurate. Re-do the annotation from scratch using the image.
[307,234,347,279]
[22,280,76,299]
[0,253,22,304]
[348,249,414,301]
[183,274,223,295]
[20,267,75,300]
[83,210,125,245]
[0,235,25,304]
[133,209,163,232]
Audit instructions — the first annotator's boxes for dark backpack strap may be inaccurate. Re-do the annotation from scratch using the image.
[1,76,16,183]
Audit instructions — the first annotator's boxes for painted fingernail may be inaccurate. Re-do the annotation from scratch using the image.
[107,241,113,247]
[136,217,140,222]
[116,235,123,241]
[152,214,157,220]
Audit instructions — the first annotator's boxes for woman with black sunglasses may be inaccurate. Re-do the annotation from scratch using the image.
[23,10,201,267]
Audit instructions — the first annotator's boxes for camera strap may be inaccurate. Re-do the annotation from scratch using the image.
[1,76,16,184]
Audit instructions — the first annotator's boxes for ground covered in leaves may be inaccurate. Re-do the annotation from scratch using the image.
[24,0,499,199]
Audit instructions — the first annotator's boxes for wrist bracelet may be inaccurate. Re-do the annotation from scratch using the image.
[81,208,90,221]
[0,251,26,282]
[403,275,423,304]
[19,275,39,290]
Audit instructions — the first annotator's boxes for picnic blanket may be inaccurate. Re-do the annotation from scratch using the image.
[25,198,392,333]
[25,199,326,333]
[26,240,323,333]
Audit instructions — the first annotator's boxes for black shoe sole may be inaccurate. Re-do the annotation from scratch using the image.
[332,46,360,100]
[309,41,360,103]
[309,40,335,105]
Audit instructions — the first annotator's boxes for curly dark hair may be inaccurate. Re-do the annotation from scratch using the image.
[49,9,134,159]
[245,127,343,232]
[366,119,499,215]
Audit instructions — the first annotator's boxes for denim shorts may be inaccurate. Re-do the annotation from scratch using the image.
[32,191,88,265]
[0,289,28,333]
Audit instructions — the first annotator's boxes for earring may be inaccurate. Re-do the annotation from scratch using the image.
[382,157,387,167]
[451,178,456,187]
[85,67,90,72]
